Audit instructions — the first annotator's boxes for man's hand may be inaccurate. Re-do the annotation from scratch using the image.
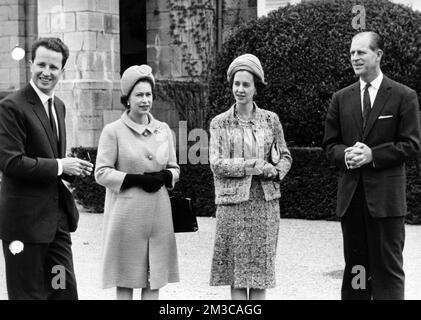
[344,142,373,169]
[61,157,93,177]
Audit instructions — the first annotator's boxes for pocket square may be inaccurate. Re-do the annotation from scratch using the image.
[378,115,393,119]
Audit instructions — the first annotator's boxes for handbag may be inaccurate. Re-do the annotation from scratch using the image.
[170,195,198,233]
[269,140,281,165]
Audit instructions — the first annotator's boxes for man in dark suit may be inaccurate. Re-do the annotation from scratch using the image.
[323,31,421,300]
[0,38,93,299]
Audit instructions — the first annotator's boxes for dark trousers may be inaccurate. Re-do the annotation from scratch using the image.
[340,181,405,300]
[2,209,78,300]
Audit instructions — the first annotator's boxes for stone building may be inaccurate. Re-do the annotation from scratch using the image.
[0,0,257,149]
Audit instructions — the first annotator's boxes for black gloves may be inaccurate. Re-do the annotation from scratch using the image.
[145,170,173,188]
[121,174,163,193]
[121,170,173,193]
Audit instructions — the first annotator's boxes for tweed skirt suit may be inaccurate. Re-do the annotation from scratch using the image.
[95,111,180,290]
[209,105,292,289]
[209,54,292,290]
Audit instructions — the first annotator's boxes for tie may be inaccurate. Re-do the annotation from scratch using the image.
[47,98,59,146]
[362,83,371,129]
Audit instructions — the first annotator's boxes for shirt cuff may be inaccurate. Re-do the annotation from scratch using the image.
[344,153,350,170]
[57,159,63,176]
[167,168,179,190]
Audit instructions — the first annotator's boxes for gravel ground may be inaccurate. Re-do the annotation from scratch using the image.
[1,212,421,300]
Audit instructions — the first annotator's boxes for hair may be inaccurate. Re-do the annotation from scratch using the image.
[120,78,155,109]
[31,38,69,68]
[353,31,384,51]
[229,70,266,96]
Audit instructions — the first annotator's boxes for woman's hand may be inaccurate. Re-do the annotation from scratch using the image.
[120,174,164,192]
[261,163,278,180]
[144,170,172,187]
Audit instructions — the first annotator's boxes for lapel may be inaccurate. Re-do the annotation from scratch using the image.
[24,84,59,157]
[227,103,266,159]
[349,81,363,137]
[54,98,66,158]
[363,76,392,139]
[252,106,266,159]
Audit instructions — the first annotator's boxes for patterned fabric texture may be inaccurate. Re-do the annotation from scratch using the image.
[210,177,280,289]
[209,104,292,205]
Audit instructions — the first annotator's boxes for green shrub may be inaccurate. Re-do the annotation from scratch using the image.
[70,147,421,224]
[70,147,104,213]
[207,0,421,147]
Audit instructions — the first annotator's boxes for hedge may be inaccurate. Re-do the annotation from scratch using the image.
[207,0,421,147]
[69,147,421,224]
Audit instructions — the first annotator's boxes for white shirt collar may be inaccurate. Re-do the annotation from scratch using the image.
[360,72,383,92]
[29,79,55,105]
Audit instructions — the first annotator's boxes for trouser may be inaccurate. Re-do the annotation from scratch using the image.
[340,181,405,300]
[2,209,78,300]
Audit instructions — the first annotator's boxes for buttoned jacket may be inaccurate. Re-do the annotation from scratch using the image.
[209,104,292,205]
[95,112,180,218]
[323,76,421,217]
[0,84,78,243]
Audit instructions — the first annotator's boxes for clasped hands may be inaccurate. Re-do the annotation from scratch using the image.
[344,142,373,169]
[245,159,278,180]
[137,170,172,193]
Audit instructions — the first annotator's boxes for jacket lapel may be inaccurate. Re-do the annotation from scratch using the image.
[349,81,363,137]
[363,76,392,139]
[55,99,66,158]
[25,85,59,157]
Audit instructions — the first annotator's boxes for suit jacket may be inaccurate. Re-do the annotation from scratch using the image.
[323,76,421,218]
[0,84,78,243]
[209,104,292,205]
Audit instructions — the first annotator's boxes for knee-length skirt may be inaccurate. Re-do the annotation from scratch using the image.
[210,177,280,289]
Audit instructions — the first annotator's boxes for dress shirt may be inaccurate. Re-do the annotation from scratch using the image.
[360,72,383,111]
[29,80,63,176]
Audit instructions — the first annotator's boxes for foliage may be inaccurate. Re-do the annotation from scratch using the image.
[69,147,421,224]
[207,0,421,146]
[167,0,215,79]
[155,80,208,129]
[69,147,104,213]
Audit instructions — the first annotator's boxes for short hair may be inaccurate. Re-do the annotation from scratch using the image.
[120,78,155,109]
[229,70,266,96]
[353,31,384,51]
[31,37,69,68]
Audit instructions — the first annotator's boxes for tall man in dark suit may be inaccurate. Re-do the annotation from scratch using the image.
[0,38,93,299]
[323,31,421,300]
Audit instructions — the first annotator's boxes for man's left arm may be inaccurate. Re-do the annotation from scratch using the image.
[371,90,421,168]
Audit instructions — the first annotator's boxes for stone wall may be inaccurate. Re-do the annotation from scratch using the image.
[0,0,258,150]
[146,0,217,81]
[0,0,37,92]
[146,0,256,135]
[223,0,257,41]
[37,0,122,148]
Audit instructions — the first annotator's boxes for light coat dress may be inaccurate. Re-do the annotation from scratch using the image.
[209,104,292,289]
[95,111,180,290]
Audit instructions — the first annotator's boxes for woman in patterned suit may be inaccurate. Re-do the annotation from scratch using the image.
[209,54,292,300]
[95,65,180,300]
